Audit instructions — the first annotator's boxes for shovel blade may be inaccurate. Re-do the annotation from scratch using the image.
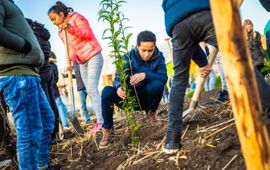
[182,100,198,118]
[69,117,84,136]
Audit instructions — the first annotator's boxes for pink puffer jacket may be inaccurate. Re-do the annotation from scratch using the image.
[59,13,102,64]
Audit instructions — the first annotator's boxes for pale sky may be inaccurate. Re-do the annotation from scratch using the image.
[14,0,270,74]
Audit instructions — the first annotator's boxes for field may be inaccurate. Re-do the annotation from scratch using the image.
[1,90,270,170]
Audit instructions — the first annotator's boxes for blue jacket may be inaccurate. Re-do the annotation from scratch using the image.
[162,0,210,36]
[113,48,168,89]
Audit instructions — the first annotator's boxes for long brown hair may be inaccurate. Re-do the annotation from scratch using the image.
[243,19,255,41]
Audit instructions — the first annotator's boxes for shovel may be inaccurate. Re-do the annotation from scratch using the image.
[63,29,84,135]
[182,47,218,118]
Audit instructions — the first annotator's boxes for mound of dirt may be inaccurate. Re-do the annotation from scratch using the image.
[2,90,270,170]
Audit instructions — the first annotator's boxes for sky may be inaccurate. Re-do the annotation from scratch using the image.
[14,0,270,74]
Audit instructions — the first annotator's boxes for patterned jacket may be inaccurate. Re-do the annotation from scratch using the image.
[247,31,266,66]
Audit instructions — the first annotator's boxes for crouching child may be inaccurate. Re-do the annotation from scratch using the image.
[99,30,168,149]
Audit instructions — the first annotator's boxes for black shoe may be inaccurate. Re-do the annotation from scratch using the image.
[162,131,181,155]
[217,90,229,102]
[212,90,229,106]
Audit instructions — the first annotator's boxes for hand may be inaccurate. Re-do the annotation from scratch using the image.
[59,23,70,30]
[200,64,211,78]
[65,65,73,72]
[130,73,146,85]
[117,88,126,99]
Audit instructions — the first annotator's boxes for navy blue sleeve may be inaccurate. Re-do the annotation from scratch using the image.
[113,71,121,89]
[143,56,168,85]
[112,54,130,89]
[192,44,208,67]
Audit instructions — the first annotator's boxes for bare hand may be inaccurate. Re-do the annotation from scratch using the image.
[65,65,73,72]
[130,73,146,85]
[117,88,126,99]
[200,65,211,78]
[59,23,70,30]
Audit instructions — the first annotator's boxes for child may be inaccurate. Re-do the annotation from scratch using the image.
[48,1,104,132]
[49,51,71,130]
[99,31,167,149]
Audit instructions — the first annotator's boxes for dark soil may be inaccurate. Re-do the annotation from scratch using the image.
[1,90,270,170]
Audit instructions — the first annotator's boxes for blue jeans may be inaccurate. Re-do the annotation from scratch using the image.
[204,69,216,91]
[55,97,70,128]
[216,53,228,91]
[102,79,164,129]
[169,10,270,135]
[80,53,104,124]
[79,90,90,122]
[0,76,55,170]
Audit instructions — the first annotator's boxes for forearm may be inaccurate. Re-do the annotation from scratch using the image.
[0,27,25,51]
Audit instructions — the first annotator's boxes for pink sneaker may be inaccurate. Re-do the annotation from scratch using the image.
[91,122,102,133]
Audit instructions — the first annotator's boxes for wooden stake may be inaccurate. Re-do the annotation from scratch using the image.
[210,0,270,169]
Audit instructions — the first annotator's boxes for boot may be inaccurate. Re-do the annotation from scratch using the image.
[212,90,229,106]
[217,90,229,102]
[146,110,158,125]
[163,131,182,155]
[99,128,114,149]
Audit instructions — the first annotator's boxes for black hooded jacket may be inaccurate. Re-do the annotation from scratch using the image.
[26,18,52,81]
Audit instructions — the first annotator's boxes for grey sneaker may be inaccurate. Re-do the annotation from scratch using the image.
[162,131,181,154]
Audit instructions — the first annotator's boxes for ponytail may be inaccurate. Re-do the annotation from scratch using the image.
[48,1,74,17]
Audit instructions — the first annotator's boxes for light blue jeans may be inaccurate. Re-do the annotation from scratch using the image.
[79,53,104,124]
[55,96,70,128]
[204,69,216,91]
[216,53,228,91]
[79,90,90,123]
[0,75,54,170]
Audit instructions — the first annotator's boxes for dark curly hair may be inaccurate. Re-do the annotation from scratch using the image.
[48,1,74,17]
[136,30,156,46]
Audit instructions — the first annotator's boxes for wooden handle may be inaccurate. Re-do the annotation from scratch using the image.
[210,0,270,169]
[63,29,73,88]
[192,47,218,101]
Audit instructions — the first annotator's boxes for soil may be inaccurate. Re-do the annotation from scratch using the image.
[1,89,270,170]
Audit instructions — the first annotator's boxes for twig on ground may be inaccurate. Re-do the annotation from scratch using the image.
[221,155,238,170]
[156,136,166,150]
[197,119,234,133]
[202,123,234,142]
[181,125,190,139]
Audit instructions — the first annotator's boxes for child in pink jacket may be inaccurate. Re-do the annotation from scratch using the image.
[48,1,104,132]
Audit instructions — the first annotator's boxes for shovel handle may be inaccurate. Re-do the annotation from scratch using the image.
[63,29,73,88]
[192,47,218,101]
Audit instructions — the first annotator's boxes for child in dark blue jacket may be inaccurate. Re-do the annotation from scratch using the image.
[99,31,168,149]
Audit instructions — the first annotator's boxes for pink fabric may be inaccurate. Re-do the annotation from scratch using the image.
[59,13,102,64]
